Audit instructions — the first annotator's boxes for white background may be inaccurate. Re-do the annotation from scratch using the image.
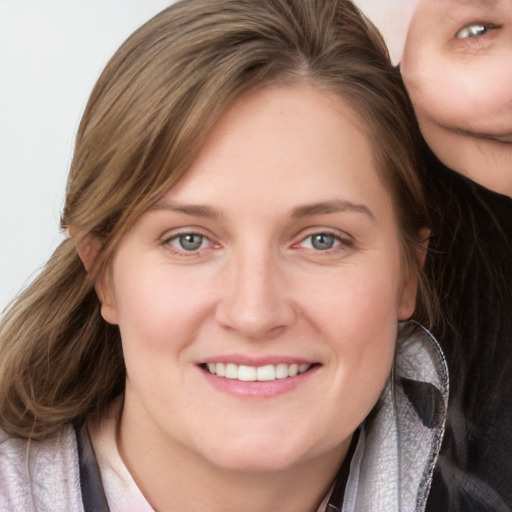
[0,0,173,311]
[0,1,404,313]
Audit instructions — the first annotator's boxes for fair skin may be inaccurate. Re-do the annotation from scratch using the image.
[83,84,419,512]
[401,0,512,196]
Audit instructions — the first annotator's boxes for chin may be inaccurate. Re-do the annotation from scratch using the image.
[198,432,319,473]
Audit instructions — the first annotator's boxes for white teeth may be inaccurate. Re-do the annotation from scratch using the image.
[205,362,312,381]
[256,365,275,381]
[225,363,238,379]
[275,364,289,379]
[238,365,257,381]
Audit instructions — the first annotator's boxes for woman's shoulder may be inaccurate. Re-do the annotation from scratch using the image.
[0,424,83,512]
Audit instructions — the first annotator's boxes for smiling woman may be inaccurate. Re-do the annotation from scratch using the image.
[100,85,411,487]
[0,1,446,511]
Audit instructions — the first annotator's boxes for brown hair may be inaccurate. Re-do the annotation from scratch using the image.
[0,0,431,439]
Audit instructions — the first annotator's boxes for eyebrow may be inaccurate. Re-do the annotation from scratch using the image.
[292,200,375,219]
[148,199,375,220]
[148,202,223,219]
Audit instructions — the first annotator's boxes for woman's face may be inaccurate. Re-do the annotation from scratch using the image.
[401,0,512,196]
[100,84,418,474]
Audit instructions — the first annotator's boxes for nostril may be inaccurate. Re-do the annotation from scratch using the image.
[215,297,297,341]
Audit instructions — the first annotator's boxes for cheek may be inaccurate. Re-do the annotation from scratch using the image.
[339,274,401,362]
[442,74,510,125]
[339,274,400,391]
[112,266,213,356]
[321,275,399,431]
[304,258,404,349]
[408,56,512,132]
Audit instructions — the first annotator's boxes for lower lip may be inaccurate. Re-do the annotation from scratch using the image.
[199,366,319,398]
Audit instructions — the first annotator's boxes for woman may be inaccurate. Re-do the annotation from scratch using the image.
[401,0,512,197]
[0,1,447,510]
[400,1,512,509]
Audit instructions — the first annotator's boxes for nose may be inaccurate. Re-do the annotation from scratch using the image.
[215,249,297,341]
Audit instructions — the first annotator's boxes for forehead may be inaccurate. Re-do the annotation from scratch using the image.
[164,85,392,211]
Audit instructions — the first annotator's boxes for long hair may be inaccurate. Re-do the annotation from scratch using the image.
[0,0,431,439]
[421,146,512,510]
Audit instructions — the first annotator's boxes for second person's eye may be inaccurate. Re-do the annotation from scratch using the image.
[456,23,496,39]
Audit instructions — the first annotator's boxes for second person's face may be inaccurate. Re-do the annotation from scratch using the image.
[401,0,512,195]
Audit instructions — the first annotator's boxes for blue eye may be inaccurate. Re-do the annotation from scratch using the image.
[300,233,341,251]
[456,23,494,39]
[171,233,207,251]
[311,233,336,250]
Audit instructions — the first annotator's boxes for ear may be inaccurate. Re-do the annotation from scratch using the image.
[69,225,100,273]
[397,228,430,321]
[69,225,119,325]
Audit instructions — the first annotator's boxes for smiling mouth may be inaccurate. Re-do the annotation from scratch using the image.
[201,362,314,382]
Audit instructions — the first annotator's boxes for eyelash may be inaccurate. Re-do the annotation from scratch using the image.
[161,229,354,258]
[293,229,354,255]
[456,22,498,39]
[162,230,216,257]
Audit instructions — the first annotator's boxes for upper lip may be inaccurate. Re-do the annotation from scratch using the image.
[198,355,318,366]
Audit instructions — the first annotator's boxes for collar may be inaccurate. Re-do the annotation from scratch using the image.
[335,321,449,512]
